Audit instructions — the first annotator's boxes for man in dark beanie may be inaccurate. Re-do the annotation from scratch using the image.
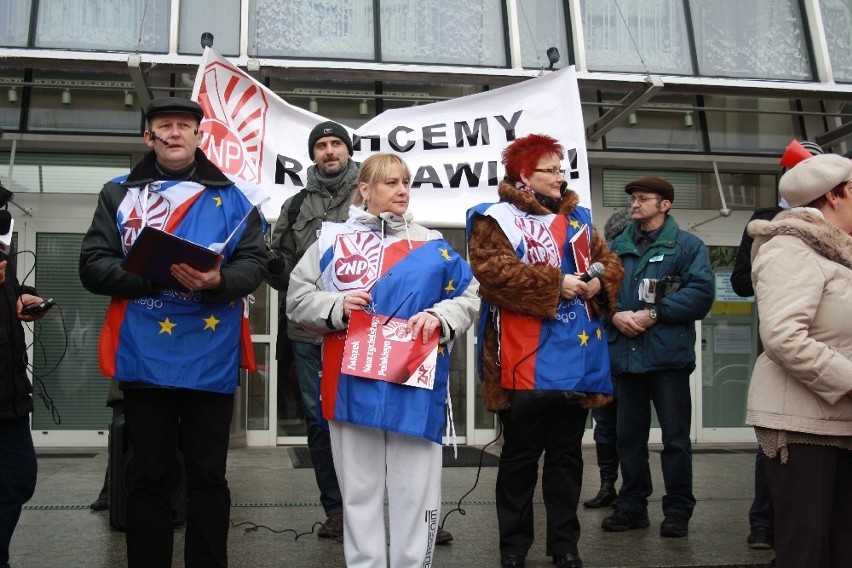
[267,120,356,540]
[602,175,714,539]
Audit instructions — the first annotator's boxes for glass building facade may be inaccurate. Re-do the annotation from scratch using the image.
[1,0,850,447]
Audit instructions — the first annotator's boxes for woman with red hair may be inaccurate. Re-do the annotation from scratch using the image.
[467,134,623,568]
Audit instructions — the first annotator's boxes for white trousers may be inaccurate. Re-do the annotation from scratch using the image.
[329,421,443,568]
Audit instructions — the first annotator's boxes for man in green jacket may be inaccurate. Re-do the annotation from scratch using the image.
[601,176,714,539]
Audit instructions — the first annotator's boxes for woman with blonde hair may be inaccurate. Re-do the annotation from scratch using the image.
[287,152,479,567]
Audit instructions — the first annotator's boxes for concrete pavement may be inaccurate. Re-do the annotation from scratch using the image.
[12,444,774,567]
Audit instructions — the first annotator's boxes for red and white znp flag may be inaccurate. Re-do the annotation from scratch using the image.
[191,48,590,224]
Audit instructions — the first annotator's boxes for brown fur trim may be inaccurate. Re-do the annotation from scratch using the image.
[589,226,624,318]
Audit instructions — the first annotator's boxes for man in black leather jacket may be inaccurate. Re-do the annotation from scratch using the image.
[0,224,49,568]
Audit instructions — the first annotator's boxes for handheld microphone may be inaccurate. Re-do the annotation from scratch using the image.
[579,262,605,282]
[0,210,13,258]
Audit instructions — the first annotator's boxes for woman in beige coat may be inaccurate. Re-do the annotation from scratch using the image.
[746,153,852,568]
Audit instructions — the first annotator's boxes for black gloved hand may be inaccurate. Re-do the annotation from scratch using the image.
[266,245,285,274]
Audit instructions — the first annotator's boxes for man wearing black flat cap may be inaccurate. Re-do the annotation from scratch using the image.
[602,176,714,539]
[80,96,267,567]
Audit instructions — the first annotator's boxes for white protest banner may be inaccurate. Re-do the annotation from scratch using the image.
[192,48,589,225]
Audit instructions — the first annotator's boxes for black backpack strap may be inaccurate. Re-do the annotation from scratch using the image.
[288,188,309,226]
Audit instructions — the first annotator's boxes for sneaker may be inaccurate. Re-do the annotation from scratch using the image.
[747,526,772,549]
[436,527,453,545]
[601,508,650,532]
[317,512,343,539]
[660,515,689,538]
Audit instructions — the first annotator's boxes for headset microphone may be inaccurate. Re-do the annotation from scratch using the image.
[148,131,171,146]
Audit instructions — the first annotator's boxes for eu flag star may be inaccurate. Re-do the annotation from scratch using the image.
[213,196,223,207]
[203,315,220,331]
[596,327,602,340]
[438,345,446,356]
[570,219,580,229]
[439,248,452,261]
[578,329,590,346]
[444,280,455,293]
[159,317,177,335]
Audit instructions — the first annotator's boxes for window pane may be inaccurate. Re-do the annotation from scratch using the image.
[249,283,270,335]
[31,233,112,430]
[581,0,693,74]
[702,246,757,428]
[179,0,240,56]
[517,0,569,69]
[380,0,506,66]
[0,0,31,47]
[250,0,374,59]
[26,71,141,134]
[35,0,169,52]
[247,343,270,430]
[689,0,811,80]
[0,153,131,194]
[704,96,801,154]
[820,0,852,83]
[0,68,24,132]
[601,93,704,152]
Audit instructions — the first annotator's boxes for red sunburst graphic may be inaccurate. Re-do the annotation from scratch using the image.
[197,61,268,184]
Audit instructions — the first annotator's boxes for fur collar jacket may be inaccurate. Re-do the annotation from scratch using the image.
[746,207,852,436]
[468,179,623,411]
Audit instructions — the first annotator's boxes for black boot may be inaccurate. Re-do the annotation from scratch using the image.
[584,443,618,508]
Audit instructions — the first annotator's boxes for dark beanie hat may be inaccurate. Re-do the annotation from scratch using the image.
[308,121,353,160]
[625,176,674,203]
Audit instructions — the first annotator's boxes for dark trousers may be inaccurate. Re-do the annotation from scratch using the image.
[123,388,233,568]
[292,340,342,515]
[747,450,773,534]
[764,443,852,568]
[591,392,617,446]
[496,403,588,558]
[0,416,37,567]
[615,369,695,518]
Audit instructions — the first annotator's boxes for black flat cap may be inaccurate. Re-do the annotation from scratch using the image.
[625,176,674,203]
[144,97,204,123]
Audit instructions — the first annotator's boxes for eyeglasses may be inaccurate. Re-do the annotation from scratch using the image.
[533,168,566,176]
[627,195,664,204]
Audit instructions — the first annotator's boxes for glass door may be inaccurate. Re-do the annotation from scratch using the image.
[698,245,759,443]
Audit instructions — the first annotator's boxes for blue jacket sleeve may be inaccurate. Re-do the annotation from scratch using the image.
[657,234,715,324]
